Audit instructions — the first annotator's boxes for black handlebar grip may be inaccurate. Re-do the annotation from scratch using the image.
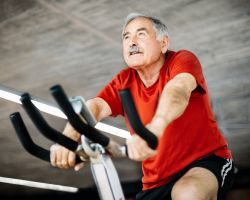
[10,112,50,162]
[9,112,82,164]
[119,89,158,149]
[20,93,79,152]
[50,85,110,147]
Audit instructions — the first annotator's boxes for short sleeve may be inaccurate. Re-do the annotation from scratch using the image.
[97,75,123,117]
[169,50,206,94]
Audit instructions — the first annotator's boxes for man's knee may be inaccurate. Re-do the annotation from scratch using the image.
[171,168,218,200]
[171,177,207,200]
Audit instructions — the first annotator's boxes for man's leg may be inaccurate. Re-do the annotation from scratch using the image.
[171,167,218,200]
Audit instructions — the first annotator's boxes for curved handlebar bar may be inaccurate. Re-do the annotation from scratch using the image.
[10,112,50,162]
[9,112,83,163]
[119,89,158,150]
[20,93,79,152]
[50,85,110,147]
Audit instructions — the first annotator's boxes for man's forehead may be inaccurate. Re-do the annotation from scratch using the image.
[124,17,153,32]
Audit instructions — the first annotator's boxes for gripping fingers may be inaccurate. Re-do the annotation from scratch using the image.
[50,144,57,167]
[51,144,63,168]
[127,135,157,161]
[60,147,70,169]
[74,162,85,171]
[68,151,76,167]
[50,144,75,169]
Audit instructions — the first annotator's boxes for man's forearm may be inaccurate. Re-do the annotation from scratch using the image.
[150,74,195,138]
[63,122,81,142]
[62,97,111,141]
[85,97,112,122]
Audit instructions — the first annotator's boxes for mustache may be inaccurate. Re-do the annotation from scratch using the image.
[128,45,142,54]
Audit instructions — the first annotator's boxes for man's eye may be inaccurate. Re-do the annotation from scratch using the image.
[123,35,130,40]
[138,32,146,37]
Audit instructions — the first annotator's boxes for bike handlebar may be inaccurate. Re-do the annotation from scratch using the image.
[10,112,83,163]
[10,112,50,162]
[50,85,110,147]
[9,85,158,163]
[119,89,158,150]
[20,93,79,152]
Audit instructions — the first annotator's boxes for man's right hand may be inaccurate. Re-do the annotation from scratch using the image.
[50,123,85,171]
[49,97,112,171]
[50,143,85,171]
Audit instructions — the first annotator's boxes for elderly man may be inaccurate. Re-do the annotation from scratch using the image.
[50,13,234,200]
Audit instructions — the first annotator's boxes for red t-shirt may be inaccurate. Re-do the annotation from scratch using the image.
[97,50,232,190]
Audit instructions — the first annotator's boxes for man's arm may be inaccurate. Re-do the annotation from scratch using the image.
[62,97,112,140]
[86,97,112,122]
[149,72,197,138]
[126,72,197,161]
[50,97,112,170]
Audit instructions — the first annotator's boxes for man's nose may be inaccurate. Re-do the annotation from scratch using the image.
[129,35,138,46]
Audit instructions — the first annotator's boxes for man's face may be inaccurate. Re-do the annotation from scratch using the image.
[122,17,165,69]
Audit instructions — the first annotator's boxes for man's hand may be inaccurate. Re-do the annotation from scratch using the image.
[50,144,85,171]
[50,123,84,171]
[49,97,112,171]
[126,123,159,161]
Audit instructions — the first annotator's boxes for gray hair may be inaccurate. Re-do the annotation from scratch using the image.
[122,13,169,41]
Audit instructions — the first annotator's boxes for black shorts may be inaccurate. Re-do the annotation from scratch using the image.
[136,154,235,200]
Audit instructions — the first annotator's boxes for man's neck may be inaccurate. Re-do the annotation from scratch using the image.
[137,55,165,88]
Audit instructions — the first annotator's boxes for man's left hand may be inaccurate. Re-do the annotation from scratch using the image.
[126,124,159,161]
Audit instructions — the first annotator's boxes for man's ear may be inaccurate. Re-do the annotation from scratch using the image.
[161,36,170,54]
